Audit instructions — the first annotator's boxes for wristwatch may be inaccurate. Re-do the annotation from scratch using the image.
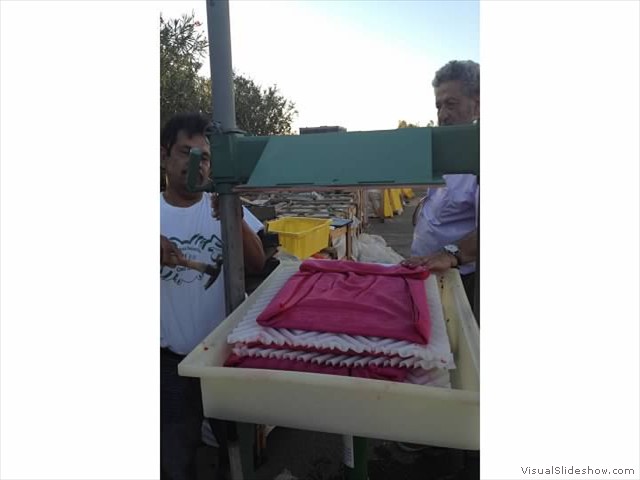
[442,244,462,267]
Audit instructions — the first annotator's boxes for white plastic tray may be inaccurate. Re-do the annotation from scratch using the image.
[179,262,479,450]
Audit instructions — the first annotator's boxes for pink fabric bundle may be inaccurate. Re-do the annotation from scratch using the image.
[256,260,431,344]
[223,260,451,385]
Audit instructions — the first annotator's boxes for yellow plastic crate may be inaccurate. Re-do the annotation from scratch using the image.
[267,217,331,259]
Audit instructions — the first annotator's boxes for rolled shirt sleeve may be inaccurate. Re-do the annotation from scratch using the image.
[411,174,477,275]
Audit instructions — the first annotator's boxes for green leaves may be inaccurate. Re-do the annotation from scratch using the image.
[160,12,209,127]
[233,75,298,136]
[160,12,297,136]
[398,119,435,128]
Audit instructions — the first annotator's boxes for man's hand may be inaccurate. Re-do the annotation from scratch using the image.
[161,235,184,267]
[404,230,477,273]
[211,193,220,219]
[402,251,457,272]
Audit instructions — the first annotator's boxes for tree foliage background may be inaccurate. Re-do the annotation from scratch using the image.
[398,119,435,128]
[160,12,297,135]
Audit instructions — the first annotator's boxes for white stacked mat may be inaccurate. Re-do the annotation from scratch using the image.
[227,262,455,386]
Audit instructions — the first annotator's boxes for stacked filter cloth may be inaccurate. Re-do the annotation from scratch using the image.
[225,260,455,387]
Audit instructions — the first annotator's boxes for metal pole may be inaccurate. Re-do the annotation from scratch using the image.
[206,2,251,479]
[207,0,236,129]
[343,435,368,480]
[206,0,244,313]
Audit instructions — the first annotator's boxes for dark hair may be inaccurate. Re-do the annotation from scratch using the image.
[161,113,211,154]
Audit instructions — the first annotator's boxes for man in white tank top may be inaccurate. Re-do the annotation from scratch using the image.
[160,113,265,480]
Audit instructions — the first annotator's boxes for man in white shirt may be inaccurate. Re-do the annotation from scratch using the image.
[397,61,480,456]
[160,113,265,480]
[403,60,479,314]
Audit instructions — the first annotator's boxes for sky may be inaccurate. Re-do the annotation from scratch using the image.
[159,0,479,132]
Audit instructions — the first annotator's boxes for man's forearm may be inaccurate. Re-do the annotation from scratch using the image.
[242,221,266,274]
[457,229,477,265]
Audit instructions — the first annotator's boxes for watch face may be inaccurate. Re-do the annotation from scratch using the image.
[444,244,459,254]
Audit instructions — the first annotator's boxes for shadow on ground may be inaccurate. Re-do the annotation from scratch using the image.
[197,430,479,480]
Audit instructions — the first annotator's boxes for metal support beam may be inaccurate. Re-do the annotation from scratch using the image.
[207,0,236,129]
[206,1,253,479]
[343,435,368,480]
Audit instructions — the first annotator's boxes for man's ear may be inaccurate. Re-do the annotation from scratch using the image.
[160,146,168,169]
[473,96,480,121]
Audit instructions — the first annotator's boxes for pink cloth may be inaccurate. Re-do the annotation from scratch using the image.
[244,341,391,357]
[224,353,409,382]
[242,342,421,364]
[256,260,431,344]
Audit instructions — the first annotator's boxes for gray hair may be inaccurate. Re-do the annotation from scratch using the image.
[432,60,480,98]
